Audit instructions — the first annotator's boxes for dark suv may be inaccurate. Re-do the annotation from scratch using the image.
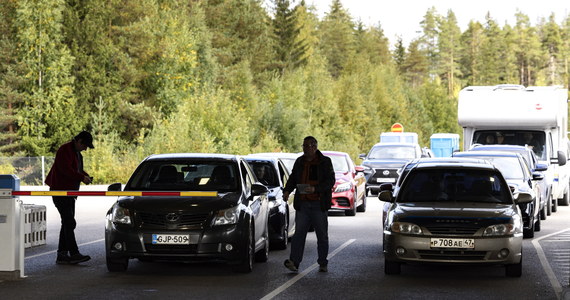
[105,153,270,273]
[360,142,428,195]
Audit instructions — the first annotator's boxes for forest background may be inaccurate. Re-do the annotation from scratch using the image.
[1,0,570,183]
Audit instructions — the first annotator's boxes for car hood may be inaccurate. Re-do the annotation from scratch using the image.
[363,160,409,169]
[116,192,241,212]
[392,202,517,223]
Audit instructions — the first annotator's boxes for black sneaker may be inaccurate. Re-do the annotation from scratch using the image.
[56,254,71,265]
[68,253,91,264]
[284,259,298,272]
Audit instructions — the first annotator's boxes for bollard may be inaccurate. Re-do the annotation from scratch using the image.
[0,175,24,280]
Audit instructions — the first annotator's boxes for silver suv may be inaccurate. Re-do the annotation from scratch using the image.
[379,158,531,277]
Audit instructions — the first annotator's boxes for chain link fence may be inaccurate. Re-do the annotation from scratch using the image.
[0,157,54,185]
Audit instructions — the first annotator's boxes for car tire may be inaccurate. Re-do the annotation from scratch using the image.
[553,194,559,212]
[233,224,254,273]
[255,224,269,262]
[523,222,535,238]
[106,256,128,272]
[559,190,569,206]
[384,259,401,275]
[546,195,552,216]
[540,205,547,220]
[357,195,367,212]
[534,216,541,232]
[505,261,522,277]
[275,217,288,250]
[345,206,356,216]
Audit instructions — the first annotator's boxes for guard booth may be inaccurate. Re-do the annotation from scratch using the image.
[430,133,460,157]
[0,174,24,280]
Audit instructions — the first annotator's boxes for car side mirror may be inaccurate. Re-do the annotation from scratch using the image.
[108,182,122,191]
[358,153,366,160]
[251,183,269,196]
[355,166,365,173]
[531,172,544,181]
[534,163,548,172]
[378,190,393,202]
[513,191,533,204]
[557,150,567,166]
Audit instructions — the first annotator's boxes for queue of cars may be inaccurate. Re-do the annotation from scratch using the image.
[104,150,366,273]
[102,135,555,277]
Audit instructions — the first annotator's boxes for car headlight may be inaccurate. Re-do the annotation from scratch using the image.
[111,205,131,225]
[335,182,352,193]
[212,206,240,226]
[483,224,515,236]
[390,222,422,235]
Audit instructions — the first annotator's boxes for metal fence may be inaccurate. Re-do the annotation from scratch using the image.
[0,157,54,185]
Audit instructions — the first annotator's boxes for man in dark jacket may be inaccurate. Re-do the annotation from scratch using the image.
[283,136,335,273]
[45,131,94,265]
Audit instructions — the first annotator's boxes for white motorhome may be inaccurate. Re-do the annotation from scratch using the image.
[458,84,569,208]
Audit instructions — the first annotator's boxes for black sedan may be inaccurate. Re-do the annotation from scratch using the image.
[245,155,296,250]
[105,153,270,273]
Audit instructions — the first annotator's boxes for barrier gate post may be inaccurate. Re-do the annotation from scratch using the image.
[0,174,24,280]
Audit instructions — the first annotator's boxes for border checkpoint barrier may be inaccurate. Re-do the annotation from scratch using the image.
[0,174,218,280]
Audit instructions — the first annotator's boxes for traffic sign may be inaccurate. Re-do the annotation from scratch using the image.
[391,123,404,132]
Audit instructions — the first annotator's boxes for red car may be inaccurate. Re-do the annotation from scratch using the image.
[322,151,367,216]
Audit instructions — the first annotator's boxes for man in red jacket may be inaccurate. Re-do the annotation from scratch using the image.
[45,131,94,265]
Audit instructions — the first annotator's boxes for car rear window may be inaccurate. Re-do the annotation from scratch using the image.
[399,169,511,204]
[126,161,238,192]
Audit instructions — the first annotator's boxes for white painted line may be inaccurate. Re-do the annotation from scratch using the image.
[25,239,104,260]
[532,229,570,300]
[259,239,356,300]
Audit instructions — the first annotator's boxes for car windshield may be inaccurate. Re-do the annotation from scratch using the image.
[126,161,238,192]
[248,161,279,187]
[399,169,511,204]
[458,156,524,180]
[368,146,416,160]
[327,155,350,172]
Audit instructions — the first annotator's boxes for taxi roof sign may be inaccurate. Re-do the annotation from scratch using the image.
[391,123,404,132]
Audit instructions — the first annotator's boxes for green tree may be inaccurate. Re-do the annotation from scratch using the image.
[540,14,564,85]
[15,0,82,155]
[402,39,428,88]
[354,22,391,66]
[270,0,307,73]
[419,6,441,77]
[459,20,484,85]
[512,12,545,86]
[318,0,355,77]
[437,9,462,94]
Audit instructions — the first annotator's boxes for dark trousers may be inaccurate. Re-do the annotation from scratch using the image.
[53,196,79,255]
[290,201,329,267]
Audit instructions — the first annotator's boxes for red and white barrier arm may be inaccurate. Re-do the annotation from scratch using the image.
[10,191,218,197]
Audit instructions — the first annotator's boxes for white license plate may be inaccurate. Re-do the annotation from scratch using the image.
[430,238,475,249]
[152,234,190,245]
[377,178,395,183]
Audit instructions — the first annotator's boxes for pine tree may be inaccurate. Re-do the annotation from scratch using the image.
[513,12,545,86]
[270,0,308,73]
[402,39,428,88]
[459,20,484,85]
[540,14,564,85]
[419,7,441,78]
[437,9,462,94]
[318,0,355,77]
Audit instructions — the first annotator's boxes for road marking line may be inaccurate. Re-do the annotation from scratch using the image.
[25,239,104,260]
[532,229,570,300]
[259,239,356,300]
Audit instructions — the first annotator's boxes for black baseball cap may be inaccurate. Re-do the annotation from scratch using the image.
[75,131,94,149]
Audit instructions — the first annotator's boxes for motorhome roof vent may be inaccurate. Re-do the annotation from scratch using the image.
[494,84,525,91]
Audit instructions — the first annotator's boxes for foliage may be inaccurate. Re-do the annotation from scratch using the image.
[1,1,570,183]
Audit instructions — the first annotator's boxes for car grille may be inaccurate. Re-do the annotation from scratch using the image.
[137,212,210,229]
[425,225,479,236]
[370,168,398,183]
[145,244,199,254]
[417,250,487,260]
[335,198,350,207]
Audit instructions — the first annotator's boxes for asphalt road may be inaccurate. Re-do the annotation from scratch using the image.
[2,186,570,300]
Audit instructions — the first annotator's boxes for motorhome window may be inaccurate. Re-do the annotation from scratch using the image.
[473,130,546,160]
